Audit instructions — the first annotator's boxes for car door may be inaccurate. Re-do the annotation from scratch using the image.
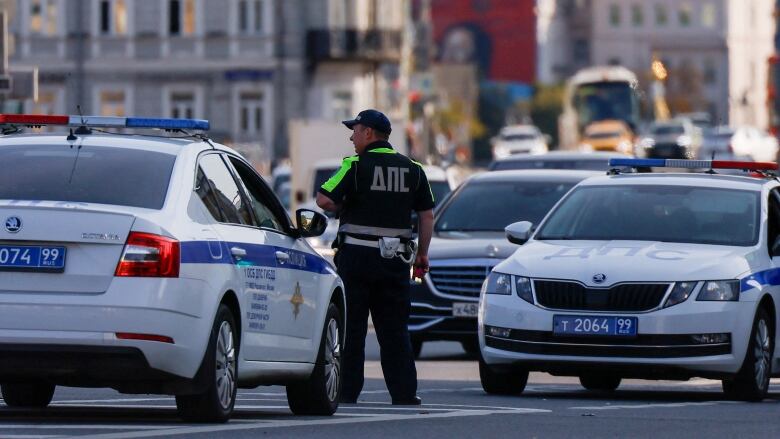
[226,155,323,361]
[197,152,293,362]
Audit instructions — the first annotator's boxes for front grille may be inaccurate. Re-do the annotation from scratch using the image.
[534,280,670,312]
[429,265,490,298]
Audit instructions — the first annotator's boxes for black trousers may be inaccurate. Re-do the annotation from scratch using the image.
[336,244,417,401]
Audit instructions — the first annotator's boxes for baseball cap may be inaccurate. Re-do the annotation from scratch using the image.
[342,109,392,134]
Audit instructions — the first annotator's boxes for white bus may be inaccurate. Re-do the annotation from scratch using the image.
[558,66,641,150]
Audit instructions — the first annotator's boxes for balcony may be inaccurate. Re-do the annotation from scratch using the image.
[306,29,403,68]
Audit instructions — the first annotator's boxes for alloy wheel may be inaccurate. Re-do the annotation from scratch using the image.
[323,318,341,401]
[215,321,236,409]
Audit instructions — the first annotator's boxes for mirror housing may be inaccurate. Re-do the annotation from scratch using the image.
[505,221,534,245]
[296,209,328,238]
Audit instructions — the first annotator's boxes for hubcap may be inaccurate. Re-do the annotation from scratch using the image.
[753,319,771,390]
[323,318,341,401]
[215,321,236,409]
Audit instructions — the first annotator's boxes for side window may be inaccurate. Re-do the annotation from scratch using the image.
[198,154,253,225]
[195,166,225,221]
[227,156,285,232]
[768,190,780,255]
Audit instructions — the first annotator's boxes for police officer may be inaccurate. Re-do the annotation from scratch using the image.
[316,109,435,405]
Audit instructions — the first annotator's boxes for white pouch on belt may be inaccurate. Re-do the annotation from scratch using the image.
[378,237,402,259]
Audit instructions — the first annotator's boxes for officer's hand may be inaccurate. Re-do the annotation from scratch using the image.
[414,254,429,272]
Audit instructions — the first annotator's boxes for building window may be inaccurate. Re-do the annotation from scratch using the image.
[655,4,668,26]
[703,58,716,85]
[99,90,127,117]
[29,0,58,36]
[239,92,264,135]
[609,4,621,26]
[701,3,716,28]
[238,0,264,34]
[330,91,353,121]
[631,4,643,26]
[678,3,692,27]
[170,91,196,119]
[99,0,128,35]
[169,0,196,36]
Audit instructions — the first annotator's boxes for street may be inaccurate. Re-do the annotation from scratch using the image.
[2,332,779,439]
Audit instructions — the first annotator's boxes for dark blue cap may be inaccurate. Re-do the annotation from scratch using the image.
[342,109,392,134]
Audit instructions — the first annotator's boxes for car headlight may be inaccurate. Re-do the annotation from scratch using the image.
[515,276,534,304]
[482,272,512,295]
[663,281,697,308]
[697,280,740,301]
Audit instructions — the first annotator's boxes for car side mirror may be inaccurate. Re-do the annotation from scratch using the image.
[772,235,780,257]
[505,221,534,245]
[296,209,328,238]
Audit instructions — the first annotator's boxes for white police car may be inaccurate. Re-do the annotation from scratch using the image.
[480,158,780,401]
[0,114,345,422]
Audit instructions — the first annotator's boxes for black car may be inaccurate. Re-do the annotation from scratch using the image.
[409,170,601,357]
[488,151,632,172]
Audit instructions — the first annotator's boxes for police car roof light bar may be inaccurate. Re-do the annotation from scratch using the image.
[608,158,778,172]
[0,114,210,131]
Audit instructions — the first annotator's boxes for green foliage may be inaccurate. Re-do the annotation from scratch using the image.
[530,83,565,148]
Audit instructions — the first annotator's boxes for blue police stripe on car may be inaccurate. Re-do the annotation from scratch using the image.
[740,267,780,291]
[180,241,330,274]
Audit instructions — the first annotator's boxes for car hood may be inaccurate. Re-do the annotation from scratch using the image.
[495,240,757,286]
[429,231,518,260]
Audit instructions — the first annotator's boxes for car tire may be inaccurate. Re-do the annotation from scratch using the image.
[286,303,342,415]
[579,374,621,392]
[479,357,528,395]
[722,307,773,402]
[411,336,423,359]
[176,304,238,423]
[1,382,55,408]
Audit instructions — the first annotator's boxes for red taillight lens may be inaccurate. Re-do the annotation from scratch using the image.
[115,232,180,278]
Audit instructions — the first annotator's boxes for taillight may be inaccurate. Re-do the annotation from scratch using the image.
[115,232,180,277]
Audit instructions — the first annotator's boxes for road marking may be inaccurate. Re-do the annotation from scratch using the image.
[569,401,743,410]
[73,408,540,439]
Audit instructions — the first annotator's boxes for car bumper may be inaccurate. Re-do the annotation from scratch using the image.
[409,279,478,343]
[0,277,216,382]
[480,294,756,376]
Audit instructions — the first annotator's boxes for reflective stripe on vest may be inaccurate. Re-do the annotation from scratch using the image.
[338,224,413,239]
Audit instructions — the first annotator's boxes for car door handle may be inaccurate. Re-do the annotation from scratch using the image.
[275,251,290,263]
[231,247,247,260]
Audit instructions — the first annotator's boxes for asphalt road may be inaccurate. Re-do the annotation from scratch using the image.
[2,333,779,439]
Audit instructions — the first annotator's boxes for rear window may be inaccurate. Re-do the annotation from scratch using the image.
[0,144,176,209]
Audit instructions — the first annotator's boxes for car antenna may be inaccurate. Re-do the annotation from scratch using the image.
[74,105,91,135]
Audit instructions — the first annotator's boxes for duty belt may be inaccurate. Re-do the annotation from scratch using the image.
[338,224,413,239]
[343,236,417,264]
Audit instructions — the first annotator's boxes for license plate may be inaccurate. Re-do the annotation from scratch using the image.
[553,315,637,336]
[452,302,478,318]
[0,245,66,271]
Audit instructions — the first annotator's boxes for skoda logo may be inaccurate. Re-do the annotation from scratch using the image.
[592,273,607,284]
[4,216,21,233]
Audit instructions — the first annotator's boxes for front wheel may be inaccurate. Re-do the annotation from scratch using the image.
[287,303,342,415]
[479,358,528,395]
[579,374,621,392]
[176,304,238,423]
[722,307,773,401]
[1,382,55,408]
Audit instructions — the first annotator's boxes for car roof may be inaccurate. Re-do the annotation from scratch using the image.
[468,169,602,183]
[492,151,630,163]
[0,132,204,155]
[579,172,770,191]
[500,125,540,134]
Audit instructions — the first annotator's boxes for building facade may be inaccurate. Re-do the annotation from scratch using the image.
[7,0,405,164]
[589,0,774,128]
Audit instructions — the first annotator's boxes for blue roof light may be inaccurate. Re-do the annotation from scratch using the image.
[125,117,210,131]
[609,158,665,168]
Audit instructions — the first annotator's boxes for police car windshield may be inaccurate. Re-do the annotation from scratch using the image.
[0,144,175,209]
[435,180,576,232]
[536,185,760,246]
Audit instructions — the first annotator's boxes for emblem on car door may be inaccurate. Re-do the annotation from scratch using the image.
[592,273,607,284]
[4,216,21,233]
